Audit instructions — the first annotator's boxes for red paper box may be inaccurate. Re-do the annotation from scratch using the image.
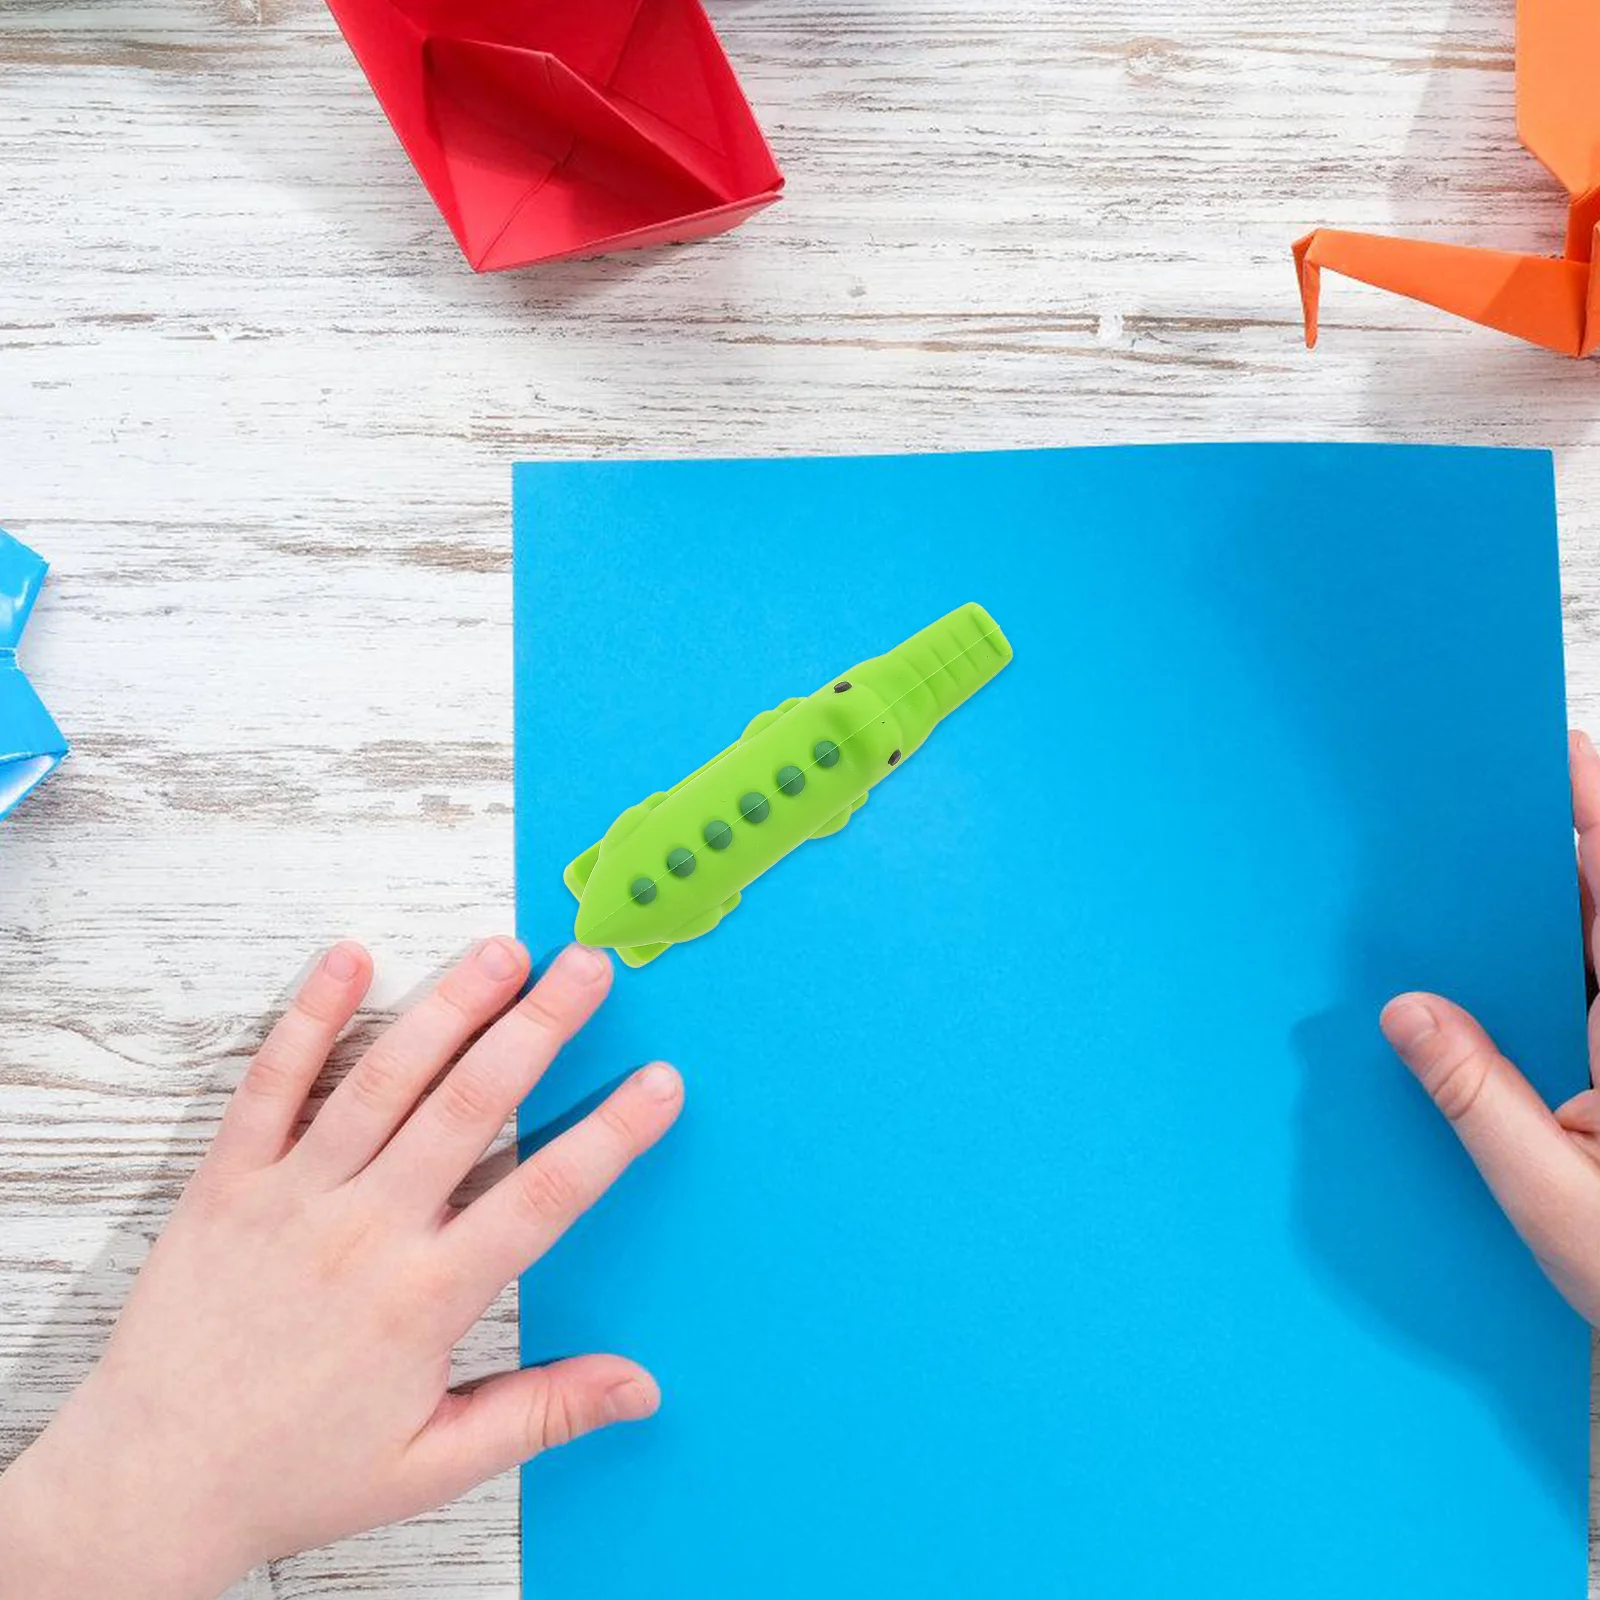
[326,0,785,270]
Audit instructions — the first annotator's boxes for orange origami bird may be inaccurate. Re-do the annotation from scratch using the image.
[1294,0,1600,357]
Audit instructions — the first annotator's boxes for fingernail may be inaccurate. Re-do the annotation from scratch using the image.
[1381,996,1438,1056]
[635,1062,680,1101]
[323,943,362,982]
[477,938,523,981]
[1579,731,1597,761]
[605,1379,658,1423]
[564,944,610,983]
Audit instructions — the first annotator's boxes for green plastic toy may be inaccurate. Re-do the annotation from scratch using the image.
[565,602,1013,966]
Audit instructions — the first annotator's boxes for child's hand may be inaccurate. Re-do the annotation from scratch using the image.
[0,939,681,1600]
[1382,730,1600,1326]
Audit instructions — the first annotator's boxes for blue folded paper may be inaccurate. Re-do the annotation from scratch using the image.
[0,529,67,819]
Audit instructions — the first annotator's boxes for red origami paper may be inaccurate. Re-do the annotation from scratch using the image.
[325,0,784,271]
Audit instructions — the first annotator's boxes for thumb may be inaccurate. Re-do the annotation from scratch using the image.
[1380,992,1598,1267]
[409,1356,660,1503]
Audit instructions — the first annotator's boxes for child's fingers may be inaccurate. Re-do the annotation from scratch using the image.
[1570,731,1600,964]
[364,944,611,1215]
[1380,992,1600,1268]
[408,1356,659,1502]
[291,937,531,1186]
[211,943,372,1170]
[1572,731,1600,889]
[1554,1083,1600,1151]
[444,1063,683,1309]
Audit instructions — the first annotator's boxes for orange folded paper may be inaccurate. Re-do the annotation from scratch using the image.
[1295,0,1600,356]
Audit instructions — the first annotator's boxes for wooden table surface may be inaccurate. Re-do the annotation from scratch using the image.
[3,0,1598,1592]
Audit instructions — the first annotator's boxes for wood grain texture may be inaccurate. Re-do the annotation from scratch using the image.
[2,0,1598,1592]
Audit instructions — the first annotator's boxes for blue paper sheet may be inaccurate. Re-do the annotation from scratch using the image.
[0,529,68,820]
[514,444,1587,1598]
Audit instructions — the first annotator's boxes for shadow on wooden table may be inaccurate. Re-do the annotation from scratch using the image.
[54,0,775,318]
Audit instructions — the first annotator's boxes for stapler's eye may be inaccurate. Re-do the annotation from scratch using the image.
[888,750,902,766]
[833,680,850,693]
